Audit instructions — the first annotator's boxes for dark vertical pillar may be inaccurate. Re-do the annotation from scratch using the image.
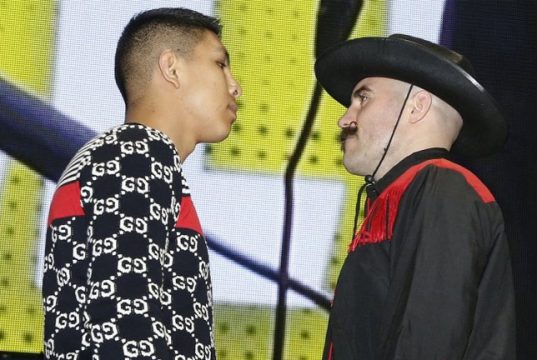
[441,2,537,358]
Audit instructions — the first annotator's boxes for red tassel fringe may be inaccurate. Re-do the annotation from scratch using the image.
[348,159,452,252]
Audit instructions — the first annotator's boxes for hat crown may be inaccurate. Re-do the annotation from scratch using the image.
[389,33,476,78]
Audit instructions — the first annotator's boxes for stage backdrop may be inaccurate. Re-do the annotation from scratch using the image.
[1,1,535,359]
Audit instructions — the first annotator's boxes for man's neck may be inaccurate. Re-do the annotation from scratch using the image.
[125,105,195,163]
[372,142,452,181]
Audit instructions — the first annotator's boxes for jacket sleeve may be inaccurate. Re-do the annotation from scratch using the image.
[377,166,516,360]
[79,137,177,358]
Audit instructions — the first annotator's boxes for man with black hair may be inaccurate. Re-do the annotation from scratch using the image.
[315,35,515,359]
[43,7,241,359]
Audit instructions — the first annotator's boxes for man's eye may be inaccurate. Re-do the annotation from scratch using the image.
[217,62,226,69]
[351,90,368,104]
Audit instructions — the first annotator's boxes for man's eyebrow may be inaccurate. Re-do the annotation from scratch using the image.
[352,85,372,98]
[215,46,230,64]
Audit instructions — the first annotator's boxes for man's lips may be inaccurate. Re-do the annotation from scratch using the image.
[339,125,358,150]
[228,103,238,116]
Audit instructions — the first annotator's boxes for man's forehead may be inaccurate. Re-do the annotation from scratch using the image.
[200,31,230,61]
[352,76,409,92]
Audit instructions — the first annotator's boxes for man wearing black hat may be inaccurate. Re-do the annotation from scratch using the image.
[315,34,515,359]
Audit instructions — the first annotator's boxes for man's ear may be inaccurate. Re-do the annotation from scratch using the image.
[158,49,181,88]
[409,90,432,123]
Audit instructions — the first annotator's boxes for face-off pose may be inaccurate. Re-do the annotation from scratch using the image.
[43,8,241,359]
[315,34,515,359]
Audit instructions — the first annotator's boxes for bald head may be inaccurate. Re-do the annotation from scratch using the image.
[430,92,463,142]
[115,7,221,104]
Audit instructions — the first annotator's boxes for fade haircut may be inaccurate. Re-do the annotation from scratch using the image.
[115,7,221,104]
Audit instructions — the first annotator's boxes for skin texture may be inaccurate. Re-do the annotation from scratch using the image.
[338,77,462,179]
[125,30,242,162]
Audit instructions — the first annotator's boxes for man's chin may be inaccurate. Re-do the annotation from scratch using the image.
[203,130,232,144]
[342,161,354,174]
[343,159,366,176]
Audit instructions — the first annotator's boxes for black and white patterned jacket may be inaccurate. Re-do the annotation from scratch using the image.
[43,123,215,360]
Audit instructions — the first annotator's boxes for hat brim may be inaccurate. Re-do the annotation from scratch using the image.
[314,36,506,158]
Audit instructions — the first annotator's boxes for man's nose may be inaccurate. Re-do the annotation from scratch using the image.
[338,109,355,129]
[229,75,242,98]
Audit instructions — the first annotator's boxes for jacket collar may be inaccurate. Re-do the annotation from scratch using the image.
[366,148,451,200]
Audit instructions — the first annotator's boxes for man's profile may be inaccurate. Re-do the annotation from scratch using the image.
[42,7,241,359]
[315,34,515,359]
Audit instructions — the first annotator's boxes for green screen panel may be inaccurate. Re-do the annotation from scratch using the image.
[0,1,56,353]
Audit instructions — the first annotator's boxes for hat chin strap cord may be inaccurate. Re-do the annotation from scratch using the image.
[351,84,414,241]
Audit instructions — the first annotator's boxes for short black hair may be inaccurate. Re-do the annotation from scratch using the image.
[114,7,221,104]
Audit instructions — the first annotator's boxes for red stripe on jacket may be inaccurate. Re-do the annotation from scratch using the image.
[175,195,204,235]
[349,158,495,251]
[47,181,85,225]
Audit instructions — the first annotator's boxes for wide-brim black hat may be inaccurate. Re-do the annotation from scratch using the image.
[314,34,506,158]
